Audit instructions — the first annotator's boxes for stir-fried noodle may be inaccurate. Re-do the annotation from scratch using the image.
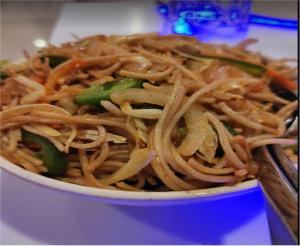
[0,33,298,191]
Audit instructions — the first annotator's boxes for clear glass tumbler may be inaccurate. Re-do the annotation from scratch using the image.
[158,0,252,42]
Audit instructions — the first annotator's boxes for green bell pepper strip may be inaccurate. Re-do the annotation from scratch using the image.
[177,126,188,138]
[40,55,69,69]
[75,78,144,106]
[216,57,266,76]
[174,45,297,91]
[224,123,238,136]
[174,46,266,76]
[0,60,10,66]
[1,60,10,83]
[0,71,8,81]
[22,130,68,176]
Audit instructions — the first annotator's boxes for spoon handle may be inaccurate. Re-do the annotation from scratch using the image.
[257,147,298,243]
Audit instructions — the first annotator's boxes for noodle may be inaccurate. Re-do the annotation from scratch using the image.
[0,33,297,191]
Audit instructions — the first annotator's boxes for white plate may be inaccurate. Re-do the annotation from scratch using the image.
[0,156,259,205]
[0,1,296,206]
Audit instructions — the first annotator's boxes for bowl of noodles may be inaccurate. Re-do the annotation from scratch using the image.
[0,33,297,205]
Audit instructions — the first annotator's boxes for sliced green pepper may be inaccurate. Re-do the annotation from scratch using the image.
[0,60,10,66]
[217,57,266,76]
[40,55,69,68]
[224,123,238,136]
[0,71,8,81]
[1,60,10,83]
[174,46,266,77]
[177,126,188,138]
[22,130,68,176]
[75,78,144,106]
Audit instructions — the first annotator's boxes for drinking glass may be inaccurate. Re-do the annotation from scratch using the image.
[158,0,252,42]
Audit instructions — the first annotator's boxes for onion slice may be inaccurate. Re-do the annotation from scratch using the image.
[99,148,155,185]
[120,102,162,119]
[15,75,45,104]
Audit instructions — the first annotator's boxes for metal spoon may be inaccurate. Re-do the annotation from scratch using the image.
[268,81,298,188]
[260,81,298,241]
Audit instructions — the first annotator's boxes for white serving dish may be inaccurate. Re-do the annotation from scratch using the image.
[0,156,259,206]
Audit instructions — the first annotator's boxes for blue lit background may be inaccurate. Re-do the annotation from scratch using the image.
[249,14,298,29]
[156,1,298,36]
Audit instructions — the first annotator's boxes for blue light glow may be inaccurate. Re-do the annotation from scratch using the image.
[172,17,194,35]
[250,14,298,29]
[156,2,298,32]
[157,4,168,17]
[179,10,218,22]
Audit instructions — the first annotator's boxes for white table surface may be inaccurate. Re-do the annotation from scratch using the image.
[0,2,297,244]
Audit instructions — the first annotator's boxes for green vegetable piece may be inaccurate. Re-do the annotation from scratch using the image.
[1,60,10,83]
[75,78,144,106]
[217,57,266,77]
[224,123,238,136]
[177,127,188,138]
[40,55,69,68]
[174,46,266,77]
[22,130,68,176]
[0,71,8,81]
[0,60,10,66]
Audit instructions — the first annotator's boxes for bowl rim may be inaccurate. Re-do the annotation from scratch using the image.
[0,156,259,202]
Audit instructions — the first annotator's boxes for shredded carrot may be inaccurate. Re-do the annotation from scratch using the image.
[44,59,85,94]
[29,74,45,84]
[61,87,85,95]
[48,123,62,129]
[266,68,298,91]
[38,97,50,103]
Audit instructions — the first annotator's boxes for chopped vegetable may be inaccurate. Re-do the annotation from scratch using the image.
[198,119,218,162]
[40,55,69,69]
[57,97,78,115]
[15,75,45,104]
[267,68,298,91]
[30,123,62,137]
[22,130,68,176]
[177,126,188,138]
[99,148,155,185]
[224,123,238,136]
[111,88,169,106]
[0,60,10,66]
[134,118,148,143]
[75,78,144,105]
[120,102,162,119]
[45,59,85,94]
[174,45,266,76]
[106,133,127,143]
[178,105,217,159]
[219,57,266,76]
[0,71,8,81]
[0,60,9,81]
[175,45,297,91]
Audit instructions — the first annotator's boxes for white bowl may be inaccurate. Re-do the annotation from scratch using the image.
[0,156,259,206]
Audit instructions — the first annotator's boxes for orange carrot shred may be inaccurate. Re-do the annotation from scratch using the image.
[30,74,45,84]
[44,59,85,95]
[48,123,61,129]
[266,69,298,91]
